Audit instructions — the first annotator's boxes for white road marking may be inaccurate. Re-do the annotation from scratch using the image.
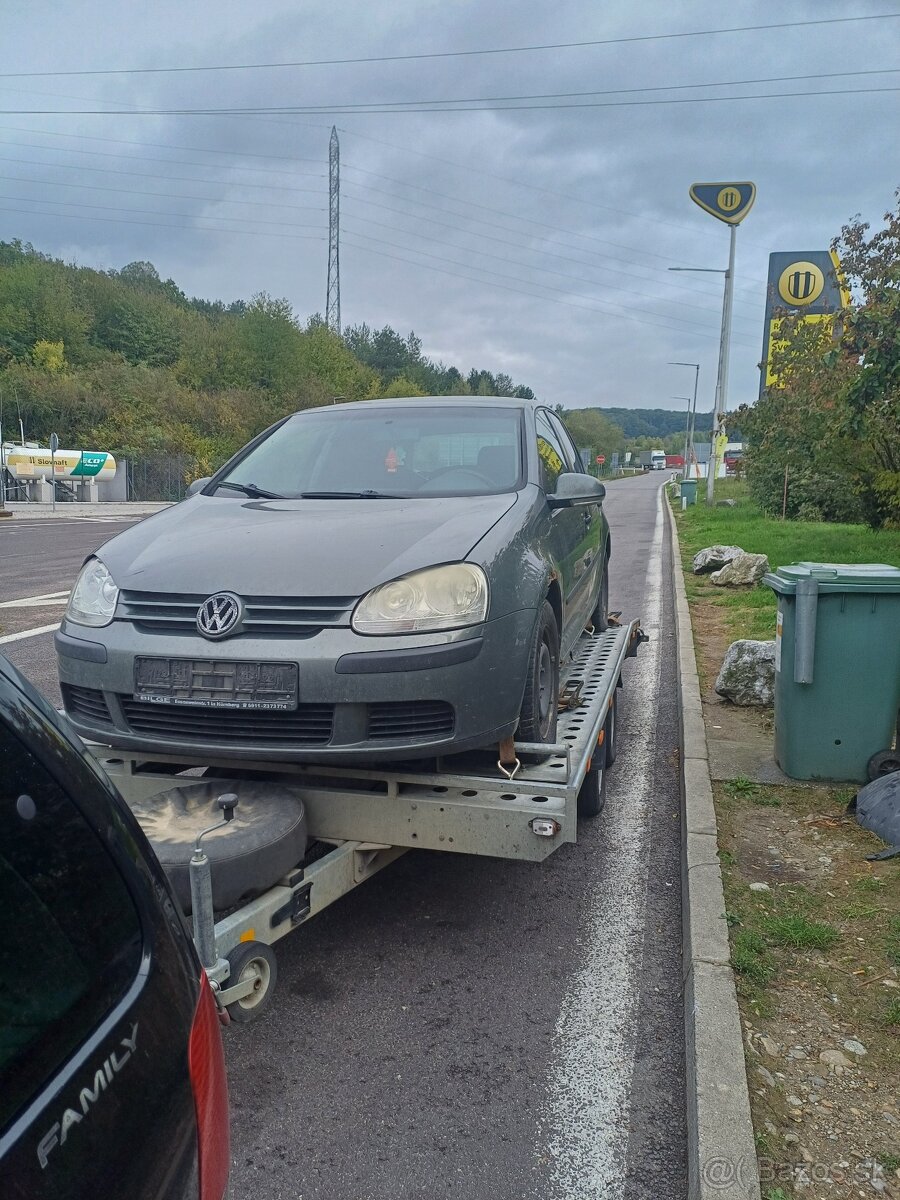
[0,591,69,609]
[0,622,61,645]
[540,483,665,1199]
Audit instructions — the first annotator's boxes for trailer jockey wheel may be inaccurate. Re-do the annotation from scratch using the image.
[225,941,278,1023]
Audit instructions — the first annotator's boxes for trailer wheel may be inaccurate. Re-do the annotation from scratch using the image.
[577,734,608,818]
[603,692,618,768]
[225,941,278,1023]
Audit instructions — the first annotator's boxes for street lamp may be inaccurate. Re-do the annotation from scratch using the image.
[668,361,700,481]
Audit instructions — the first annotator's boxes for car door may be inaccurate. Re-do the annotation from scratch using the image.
[548,410,604,616]
[535,409,595,656]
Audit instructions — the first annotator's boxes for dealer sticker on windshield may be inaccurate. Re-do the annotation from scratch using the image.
[134,657,298,709]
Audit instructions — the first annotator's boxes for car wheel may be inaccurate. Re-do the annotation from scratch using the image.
[225,941,278,1023]
[577,730,608,818]
[518,600,560,744]
[589,557,610,633]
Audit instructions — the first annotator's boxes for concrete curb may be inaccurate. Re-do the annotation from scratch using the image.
[666,489,761,1200]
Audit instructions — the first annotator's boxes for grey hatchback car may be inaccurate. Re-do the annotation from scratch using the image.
[57,399,610,762]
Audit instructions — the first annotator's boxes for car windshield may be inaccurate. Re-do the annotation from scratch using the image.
[216,405,524,499]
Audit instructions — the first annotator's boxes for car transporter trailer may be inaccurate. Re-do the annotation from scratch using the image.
[93,619,646,1022]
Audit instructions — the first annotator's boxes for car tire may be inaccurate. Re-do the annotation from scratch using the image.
[225,941,278,1023]
[577,731,608,818]
[589,557,610,633]
[518,600,560,744]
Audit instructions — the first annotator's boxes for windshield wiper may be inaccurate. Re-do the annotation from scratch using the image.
[216,480,284,499]
[298,490,407,499]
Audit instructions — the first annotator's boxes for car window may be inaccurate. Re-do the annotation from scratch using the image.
[218,406,524,498]
[535,410,569,494]
[547,413,584,472]
[0,724,142,1132]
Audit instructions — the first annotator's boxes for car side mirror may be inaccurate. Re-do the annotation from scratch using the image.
[186,477,211,497]
[547,472,606,508]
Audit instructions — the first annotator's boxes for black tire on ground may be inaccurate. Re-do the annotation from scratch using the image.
[518,600,560,744]
[603,690,618,768]
[577,734,608,818]
[867,749,900,781]
[589,557,610,633]
[225,940,278,1023]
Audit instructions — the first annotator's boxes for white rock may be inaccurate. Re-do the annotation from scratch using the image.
[759,1035,780,1057]
[842,1039,867,1057]
[750,881,771,892]
[710,552,771,587]
[692,543,744,574]
[756,1065,776,1087]
[715,639,776,706]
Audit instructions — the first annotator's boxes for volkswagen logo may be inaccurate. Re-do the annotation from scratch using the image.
[196,592,243,639]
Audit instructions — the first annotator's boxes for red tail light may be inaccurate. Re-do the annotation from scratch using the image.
[188,972,230,1200]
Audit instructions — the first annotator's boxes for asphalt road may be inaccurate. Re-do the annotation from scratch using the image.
[0,473,686,1200]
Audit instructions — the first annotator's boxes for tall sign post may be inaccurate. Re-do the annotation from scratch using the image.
[689,182,756,503]
[50,432,59,513]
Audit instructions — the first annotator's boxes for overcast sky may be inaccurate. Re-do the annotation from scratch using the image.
[3,0,898,412]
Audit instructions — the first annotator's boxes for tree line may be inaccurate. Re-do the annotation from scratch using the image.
[0,241,535,479]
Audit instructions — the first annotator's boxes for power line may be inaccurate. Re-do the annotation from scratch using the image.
[1,14,896,77]
[4,84,895,115]
[0,171,324,213]
[0,201,326,242]
[342,233,759,348]
[0,154,324,199]
[0,192,324,232]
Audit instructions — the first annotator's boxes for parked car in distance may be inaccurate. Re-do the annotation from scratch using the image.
[56,397,610,763]
[0,654,229,1200]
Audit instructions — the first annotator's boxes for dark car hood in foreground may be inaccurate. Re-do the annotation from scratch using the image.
[98,492,519,596]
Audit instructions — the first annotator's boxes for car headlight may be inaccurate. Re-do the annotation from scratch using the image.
[352,564,488,635]
[67,559,119,627]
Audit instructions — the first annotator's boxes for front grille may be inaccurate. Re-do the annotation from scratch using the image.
[118,591,356,637]
[62,684,113,725]
[367,701,454,741]
[119,699,334,746]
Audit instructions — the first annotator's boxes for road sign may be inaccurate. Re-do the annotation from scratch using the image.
[49,432,59,453]
[689,181,756,225]
[595,455,605,464]
[760,250,850,396]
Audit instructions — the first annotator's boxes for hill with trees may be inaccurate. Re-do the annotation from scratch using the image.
[0,240,535,484]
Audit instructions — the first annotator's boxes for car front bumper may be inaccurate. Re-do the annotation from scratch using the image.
[56,610,536,762]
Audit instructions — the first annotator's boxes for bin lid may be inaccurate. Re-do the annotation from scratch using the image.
[763,562,900,595]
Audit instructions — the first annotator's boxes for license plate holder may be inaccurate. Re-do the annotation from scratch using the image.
[133,658,298,710]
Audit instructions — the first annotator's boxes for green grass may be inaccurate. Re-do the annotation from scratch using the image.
[885,997,900,1027]
[877,1152,900,1172]
[724,776,758,799]
[885,917,900,967]
[759,913,839,951]
[673,481,900,644]
[732,928,775,985]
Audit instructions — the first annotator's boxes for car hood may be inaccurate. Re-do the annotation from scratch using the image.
[98,493,519,596]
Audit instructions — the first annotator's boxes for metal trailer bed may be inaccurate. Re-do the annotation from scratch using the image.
[93,619,645,1020]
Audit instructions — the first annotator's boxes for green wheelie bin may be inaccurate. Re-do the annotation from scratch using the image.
[764,563,900,782]
[679,478,698,507]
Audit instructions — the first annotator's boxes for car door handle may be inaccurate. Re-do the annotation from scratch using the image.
[582,508,593,527]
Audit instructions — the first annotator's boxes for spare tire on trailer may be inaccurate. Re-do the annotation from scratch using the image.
[130,781,308,913]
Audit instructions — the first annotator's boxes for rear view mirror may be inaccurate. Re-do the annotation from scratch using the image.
[548,472,606,508]
[186,477,211,497]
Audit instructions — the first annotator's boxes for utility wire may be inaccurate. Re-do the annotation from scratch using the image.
[0,202,326,242]
[0,192,324,231]
[1,14,896,77]
[4,85,896,115]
